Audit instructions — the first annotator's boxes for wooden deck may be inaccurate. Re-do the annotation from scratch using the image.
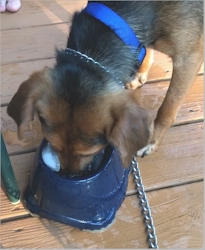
[0,1,204,248]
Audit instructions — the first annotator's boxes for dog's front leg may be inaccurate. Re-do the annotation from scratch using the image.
[137,48,203,157]
[126,47,154,90]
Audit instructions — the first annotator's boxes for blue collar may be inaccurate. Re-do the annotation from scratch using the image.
[83,2,146,67]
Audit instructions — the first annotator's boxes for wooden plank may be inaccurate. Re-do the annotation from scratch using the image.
[1,182,203,249]
[1,75,203,154]
[127,121,204,193]
[0,51,203,105]
[1,122,203,221]
[1,23,68,65]
[134,75,204,124]
[1,59,55,106]
[1,0,86,31]
[148,52,204,83]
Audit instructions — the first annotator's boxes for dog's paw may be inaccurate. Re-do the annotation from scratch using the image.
[125,79,142,90]
[125,72,148,90]
[136,72,148,85]
[136,143,157,158]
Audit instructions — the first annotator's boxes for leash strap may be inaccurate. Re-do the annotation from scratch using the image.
[83,2,146,67]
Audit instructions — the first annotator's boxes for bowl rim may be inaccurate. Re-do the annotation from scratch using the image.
[38,139,115,183]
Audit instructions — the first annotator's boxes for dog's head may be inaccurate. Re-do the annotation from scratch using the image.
[7,53,150,175]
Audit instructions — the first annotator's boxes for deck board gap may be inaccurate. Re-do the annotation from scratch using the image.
[1,56,56,66]
[1,213,31,224]
[1,21,71,32]
[172,118,204,127]
[126,178,204,197]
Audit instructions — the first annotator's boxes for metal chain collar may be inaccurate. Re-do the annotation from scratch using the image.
[131,156,159,249]
[65,48,125,88]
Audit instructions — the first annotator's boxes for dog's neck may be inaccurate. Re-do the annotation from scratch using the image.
[65,2,146,87]
[83,2,146,67]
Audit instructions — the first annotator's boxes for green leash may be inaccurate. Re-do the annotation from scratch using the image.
[1,134,20,204]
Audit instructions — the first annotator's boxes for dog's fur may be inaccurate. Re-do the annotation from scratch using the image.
[7,1,203,175]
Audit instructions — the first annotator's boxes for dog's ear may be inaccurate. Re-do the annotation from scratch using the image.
[7,67,52,139]
[107,92,151,168]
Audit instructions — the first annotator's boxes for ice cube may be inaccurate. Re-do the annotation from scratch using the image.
[42,143,60,172]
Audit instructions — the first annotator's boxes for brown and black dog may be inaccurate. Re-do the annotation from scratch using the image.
[7,1,203,175]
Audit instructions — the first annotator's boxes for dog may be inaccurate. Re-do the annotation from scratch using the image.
[7,1,203,176]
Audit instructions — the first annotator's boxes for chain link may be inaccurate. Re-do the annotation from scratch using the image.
[65,48,125,88]
[131,156,159,249]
